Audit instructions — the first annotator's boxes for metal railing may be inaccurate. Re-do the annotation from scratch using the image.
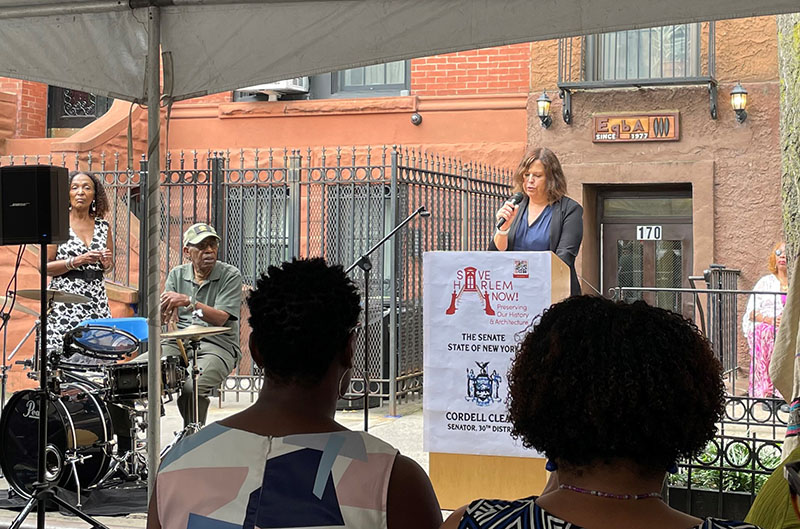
[1,147,512,409]
[666,395,785,519]
[216,146,511,411]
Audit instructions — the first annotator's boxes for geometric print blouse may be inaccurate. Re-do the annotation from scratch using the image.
[156,424,398,529]
[457,497,763,529]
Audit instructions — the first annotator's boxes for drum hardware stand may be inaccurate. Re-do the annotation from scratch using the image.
[160,337,203,456]
[3,309,41,408]
[1,306,10,413]
[7,247,109,529]
[96,404,148,487]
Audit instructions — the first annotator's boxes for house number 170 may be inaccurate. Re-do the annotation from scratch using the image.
[636,225,662,240]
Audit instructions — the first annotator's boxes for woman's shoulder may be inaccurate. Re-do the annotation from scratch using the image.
[555,195,582,211]
[754,273,779,289]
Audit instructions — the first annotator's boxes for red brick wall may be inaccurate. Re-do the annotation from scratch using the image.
[0,78,48,138]
[411,43,530,96]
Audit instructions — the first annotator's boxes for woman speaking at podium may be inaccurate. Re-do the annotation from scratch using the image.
[489,148,583,296]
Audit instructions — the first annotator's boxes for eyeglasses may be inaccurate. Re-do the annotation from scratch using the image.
[776,249,785,257]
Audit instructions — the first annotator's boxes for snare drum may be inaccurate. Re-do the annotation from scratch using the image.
[62,325,140,368]
[105,357,185,402]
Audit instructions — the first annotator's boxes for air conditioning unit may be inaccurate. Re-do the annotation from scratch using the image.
[238,77,310,94]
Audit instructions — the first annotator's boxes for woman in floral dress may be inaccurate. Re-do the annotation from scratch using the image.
[742,241,788,399]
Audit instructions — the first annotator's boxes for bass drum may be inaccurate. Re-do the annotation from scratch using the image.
[0,382,113,498]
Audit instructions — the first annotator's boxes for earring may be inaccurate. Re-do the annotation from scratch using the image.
[337,368,352,400]
[667,462,679,475]
[545,459,558,472]
[338,366,370,401]
[90,200,96,214]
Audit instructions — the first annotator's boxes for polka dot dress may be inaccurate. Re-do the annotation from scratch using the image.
[46,218,112,353]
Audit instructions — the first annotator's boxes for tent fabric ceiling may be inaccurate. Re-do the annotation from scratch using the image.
[0,0,798,102]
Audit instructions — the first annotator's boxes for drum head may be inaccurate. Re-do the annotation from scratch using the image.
[63,324,139,362]
[0,383,112,497]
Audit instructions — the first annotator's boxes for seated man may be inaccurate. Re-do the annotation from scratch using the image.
[158,222,242,427]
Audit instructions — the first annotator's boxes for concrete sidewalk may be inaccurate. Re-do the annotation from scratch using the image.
[0,395,426,529]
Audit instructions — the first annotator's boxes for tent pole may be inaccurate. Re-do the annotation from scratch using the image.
[145,4,163,498]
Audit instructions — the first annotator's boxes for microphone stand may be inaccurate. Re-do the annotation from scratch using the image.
[346,205,430,432]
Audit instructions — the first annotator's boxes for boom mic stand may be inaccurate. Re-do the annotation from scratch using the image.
[345,205,430,432]
[8,245,109,529]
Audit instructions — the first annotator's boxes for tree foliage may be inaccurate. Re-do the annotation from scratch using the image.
[779,14,800,264]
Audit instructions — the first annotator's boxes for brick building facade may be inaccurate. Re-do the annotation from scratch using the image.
[0,16,784,393]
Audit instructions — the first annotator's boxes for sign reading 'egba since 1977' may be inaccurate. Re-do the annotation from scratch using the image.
[593,112,679,143]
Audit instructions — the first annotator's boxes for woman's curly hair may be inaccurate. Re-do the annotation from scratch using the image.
[246,258,361,386]
[507,295,724,472]
[69,171,109,218]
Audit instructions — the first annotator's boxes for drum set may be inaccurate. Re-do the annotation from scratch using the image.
[0,287,224,506]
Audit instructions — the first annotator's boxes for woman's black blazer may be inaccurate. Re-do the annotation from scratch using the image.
[488,195,584,296]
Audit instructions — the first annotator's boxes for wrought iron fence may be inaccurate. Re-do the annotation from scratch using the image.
[666,395,785,519]
[0,147,512,409]
[216,146,512,411]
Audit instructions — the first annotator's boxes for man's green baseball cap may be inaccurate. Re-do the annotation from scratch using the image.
[183,223,220,247]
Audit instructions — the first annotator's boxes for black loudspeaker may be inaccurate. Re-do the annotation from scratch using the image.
[0,165,69,245]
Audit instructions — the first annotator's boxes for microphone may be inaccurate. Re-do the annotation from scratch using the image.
[496,192,524,230]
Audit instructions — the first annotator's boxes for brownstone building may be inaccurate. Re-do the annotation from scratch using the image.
[0,16,782,391]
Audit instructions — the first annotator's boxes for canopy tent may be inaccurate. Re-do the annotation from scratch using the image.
[1,0,799,103]
[0,0,798,494]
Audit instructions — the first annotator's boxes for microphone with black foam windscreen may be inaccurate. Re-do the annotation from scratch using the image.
[496,192,525,230]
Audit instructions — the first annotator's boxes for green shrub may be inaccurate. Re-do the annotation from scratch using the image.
[667,440,782,494]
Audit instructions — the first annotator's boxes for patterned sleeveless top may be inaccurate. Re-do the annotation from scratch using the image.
[156,424,398,529]
[458,498,764,529]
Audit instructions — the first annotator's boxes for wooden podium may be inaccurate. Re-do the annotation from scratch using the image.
[426,251,571,510]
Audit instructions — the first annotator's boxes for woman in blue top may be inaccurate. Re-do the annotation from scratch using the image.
[489,148,583,296]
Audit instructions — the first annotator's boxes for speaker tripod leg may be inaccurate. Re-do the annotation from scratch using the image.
[47,489,110,528]
[7,493,36,529]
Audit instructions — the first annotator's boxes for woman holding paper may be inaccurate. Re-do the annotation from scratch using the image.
[489,148,583,295]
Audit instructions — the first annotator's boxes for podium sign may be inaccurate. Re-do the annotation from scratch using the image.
[422,251,570,508]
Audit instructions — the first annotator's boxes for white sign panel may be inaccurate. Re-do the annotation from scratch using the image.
[636,225,662,240]
[423,251,551,458]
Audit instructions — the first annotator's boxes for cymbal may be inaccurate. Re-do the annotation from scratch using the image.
[162,324,230,340]
[0,295,40,317]
[14,289,90,304]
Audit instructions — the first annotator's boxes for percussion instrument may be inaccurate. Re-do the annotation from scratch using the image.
[0,382,113,498]
[161,324,230,340]
[14,288,90,305]
[59,325,140,370]
[79,317,148,343]
[105,356,186,401]
[0,295,40,318]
